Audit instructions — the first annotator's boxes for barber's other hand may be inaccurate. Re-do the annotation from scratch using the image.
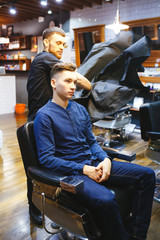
[96,158,111,183]
[83,165,102,183]
[75,72,91,91]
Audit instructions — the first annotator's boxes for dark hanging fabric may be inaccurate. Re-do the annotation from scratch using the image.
[76,31,151,121]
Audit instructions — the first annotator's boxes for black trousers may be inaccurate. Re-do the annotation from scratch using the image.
[27,177,37,209]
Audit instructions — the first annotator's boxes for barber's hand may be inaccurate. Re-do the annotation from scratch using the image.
[75,72,91,91]
[83,165,103,183]
[96,158,112,183]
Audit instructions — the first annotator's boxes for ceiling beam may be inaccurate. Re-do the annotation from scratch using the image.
[15,6,46,16]
[48,0,74,11]
[65,0,83,9]
[0,0,105,26]
[16,1,49,13]
[66,0,92,8]
[87,0,103,5]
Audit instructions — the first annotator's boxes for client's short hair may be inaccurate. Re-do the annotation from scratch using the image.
[42,27,65,40]
[50,62,76,79]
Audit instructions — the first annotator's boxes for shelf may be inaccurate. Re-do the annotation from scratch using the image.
[0,35,31,71]
[0,58,27,61]
[6,70,29,72]
[0,47,30,51]
[0,35,31,51]
[1,58,31,71]
[143,50,160,68]
[130,107,139,112]
[140,76,160,83]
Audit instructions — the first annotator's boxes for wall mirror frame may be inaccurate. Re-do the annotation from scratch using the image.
[123,17,160,68]
[73,24,105,67]
[123,17,160,41]
[123,17,160,84]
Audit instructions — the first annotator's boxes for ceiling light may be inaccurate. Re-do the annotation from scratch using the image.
[40,0,47,6]
[9,4,16,15]
[56,0,62,2]
[48,9,52,14]
[106,0,129,34]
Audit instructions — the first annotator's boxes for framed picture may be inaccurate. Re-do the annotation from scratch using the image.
[7,25,14,37]
[31,36,37,52]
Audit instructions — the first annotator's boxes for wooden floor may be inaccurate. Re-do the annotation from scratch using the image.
[0,113,160,240]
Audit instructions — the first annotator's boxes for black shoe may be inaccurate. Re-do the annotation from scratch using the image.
[29,206,43,225]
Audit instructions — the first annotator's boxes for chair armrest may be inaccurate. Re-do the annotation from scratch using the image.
[115,105,131,114]
[147,131,160,140]
[28,166,84,194]
[102,146,136,162]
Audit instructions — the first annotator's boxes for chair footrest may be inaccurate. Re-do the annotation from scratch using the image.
[102,146,136,161]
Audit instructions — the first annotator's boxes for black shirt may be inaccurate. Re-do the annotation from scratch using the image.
[27,51,61,120]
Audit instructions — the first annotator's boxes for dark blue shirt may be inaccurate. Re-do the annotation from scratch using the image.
[34,100,108,175]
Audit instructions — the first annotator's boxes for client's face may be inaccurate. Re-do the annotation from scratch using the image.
[51,70,77,101]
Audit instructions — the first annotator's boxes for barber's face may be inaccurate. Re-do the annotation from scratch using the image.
[44,33,66,59]
[51,70,77,100]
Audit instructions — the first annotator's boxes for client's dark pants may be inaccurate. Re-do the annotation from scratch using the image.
[72,160,155,240]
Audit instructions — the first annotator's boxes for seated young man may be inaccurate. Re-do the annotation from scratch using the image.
[34,62,155,240]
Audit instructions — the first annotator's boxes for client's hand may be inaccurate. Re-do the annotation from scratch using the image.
[96,158,112,183]
[83,165,103,183]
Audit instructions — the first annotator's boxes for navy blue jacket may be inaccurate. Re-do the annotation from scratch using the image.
[34,100,109,175]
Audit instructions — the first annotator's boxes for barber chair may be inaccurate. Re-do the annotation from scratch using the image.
[73,95,135,150]
[17,121,133,240]
[75,34,151,151]
[92,105,134,150]
[139,101,160,203]
[139,101,160,163]
[74,96,136,160]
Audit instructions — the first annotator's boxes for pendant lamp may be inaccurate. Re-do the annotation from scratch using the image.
[106,0,129,34]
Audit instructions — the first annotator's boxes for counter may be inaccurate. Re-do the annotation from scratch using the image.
[0,74,16,114]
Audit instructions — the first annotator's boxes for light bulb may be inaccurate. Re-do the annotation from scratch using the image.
[48,9,52,14]
[40,0,47,6]
[9,5,16,15]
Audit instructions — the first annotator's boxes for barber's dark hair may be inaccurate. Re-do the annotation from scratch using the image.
[50,62,76,79]
[42,27,66,40]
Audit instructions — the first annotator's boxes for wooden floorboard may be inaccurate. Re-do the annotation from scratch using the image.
[0,113,160,240]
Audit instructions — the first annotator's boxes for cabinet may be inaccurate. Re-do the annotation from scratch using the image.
[123,17,160,42]
[0,75,16,114]
[0,58,31,71]
[0,35,31,71]
[143,50,160,68]
[0,35,31,50]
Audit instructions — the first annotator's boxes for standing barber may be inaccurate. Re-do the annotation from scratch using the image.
[27,27,91,224]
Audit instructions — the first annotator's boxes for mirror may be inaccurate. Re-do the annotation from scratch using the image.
[73,25,105,67]
[123,17,160,44]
